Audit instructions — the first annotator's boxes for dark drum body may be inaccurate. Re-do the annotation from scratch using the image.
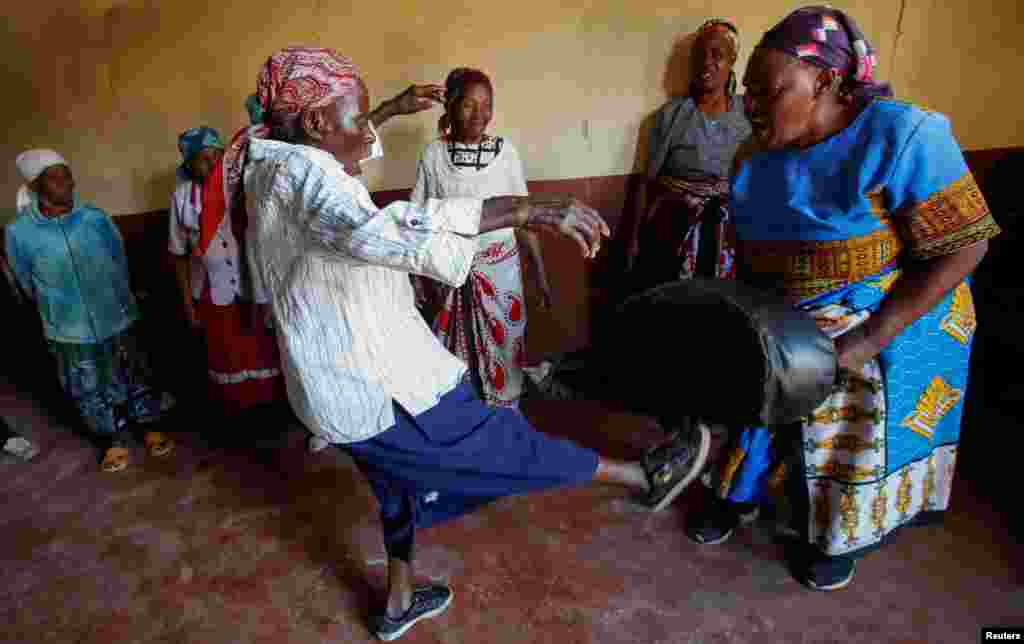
[608,278,837,428]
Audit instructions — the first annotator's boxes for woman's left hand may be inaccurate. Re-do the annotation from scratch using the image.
[833,324,882,374]
[391,84,446,115]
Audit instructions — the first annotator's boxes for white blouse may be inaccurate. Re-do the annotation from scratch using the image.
[411,137,529,250]
[167,178,244,305]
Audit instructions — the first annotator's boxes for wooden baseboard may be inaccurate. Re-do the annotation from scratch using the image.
[3,147,1020,360]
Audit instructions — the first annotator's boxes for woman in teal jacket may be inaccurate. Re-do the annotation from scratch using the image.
[6,149,174,472]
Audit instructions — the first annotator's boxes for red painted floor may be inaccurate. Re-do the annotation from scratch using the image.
[1,382,1021,644]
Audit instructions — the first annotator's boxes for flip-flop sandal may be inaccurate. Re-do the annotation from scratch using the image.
[3,436,39,462]
[101,446,130,473]
[144,431,174,458]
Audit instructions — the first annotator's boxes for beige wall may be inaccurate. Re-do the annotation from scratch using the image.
[2,0,1023,219]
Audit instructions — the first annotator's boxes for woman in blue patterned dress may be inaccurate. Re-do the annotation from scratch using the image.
[686,6,1001,591]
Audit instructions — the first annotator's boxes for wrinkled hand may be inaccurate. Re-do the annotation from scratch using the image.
[391,84,446,115]
[834,325,882,375]
[520,194,610,259]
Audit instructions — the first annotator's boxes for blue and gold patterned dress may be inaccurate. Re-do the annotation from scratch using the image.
[714,98,1001,557]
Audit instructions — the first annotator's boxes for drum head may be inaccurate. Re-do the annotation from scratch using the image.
[609,278,836,426]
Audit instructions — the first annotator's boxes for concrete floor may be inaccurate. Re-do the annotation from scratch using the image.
[1,379,1021,644]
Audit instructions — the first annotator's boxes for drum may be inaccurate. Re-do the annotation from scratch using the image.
[607,278,837,427]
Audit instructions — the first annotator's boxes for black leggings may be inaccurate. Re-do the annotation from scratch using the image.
[346,451,417,563]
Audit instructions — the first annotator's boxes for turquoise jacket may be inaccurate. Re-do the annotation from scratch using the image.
[4,195,139,343]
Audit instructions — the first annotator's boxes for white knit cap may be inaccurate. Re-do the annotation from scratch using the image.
[15,149,68,210]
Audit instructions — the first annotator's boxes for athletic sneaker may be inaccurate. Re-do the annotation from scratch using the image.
[804,555,856,591]
[687,497,760,545]
[372,584,453,641]
[643,422,711,512]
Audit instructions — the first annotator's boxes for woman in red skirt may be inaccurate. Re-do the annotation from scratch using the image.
[168,127,288,430]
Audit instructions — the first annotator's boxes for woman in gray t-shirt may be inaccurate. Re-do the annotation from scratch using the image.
[625,19,751,290]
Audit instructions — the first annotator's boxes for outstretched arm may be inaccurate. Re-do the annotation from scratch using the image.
[366,84,446,128]
[285,153,608,292]
[477,194,608,259]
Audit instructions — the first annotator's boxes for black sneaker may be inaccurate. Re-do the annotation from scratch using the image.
[372,584,453,641]
[803,553,856,591]
[687,498,760,545]
[642,423,711,512]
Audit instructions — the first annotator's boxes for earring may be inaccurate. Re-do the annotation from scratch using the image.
[816,73,841,97]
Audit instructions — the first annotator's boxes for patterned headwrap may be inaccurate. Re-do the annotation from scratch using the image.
[438,67,494,136]
[221,47,364,303]
[758,5,893,106]
[224,48,363,215]
[694,18,741,95]
[252,47,361,131]
[176,126,224,180]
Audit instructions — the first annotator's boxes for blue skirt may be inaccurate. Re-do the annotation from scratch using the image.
[346,382,600,532]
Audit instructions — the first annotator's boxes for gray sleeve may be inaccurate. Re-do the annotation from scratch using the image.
[648,101,685,179]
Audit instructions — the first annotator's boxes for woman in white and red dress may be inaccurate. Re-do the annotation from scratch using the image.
[410,68,551,408]
[169,127,287,424]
